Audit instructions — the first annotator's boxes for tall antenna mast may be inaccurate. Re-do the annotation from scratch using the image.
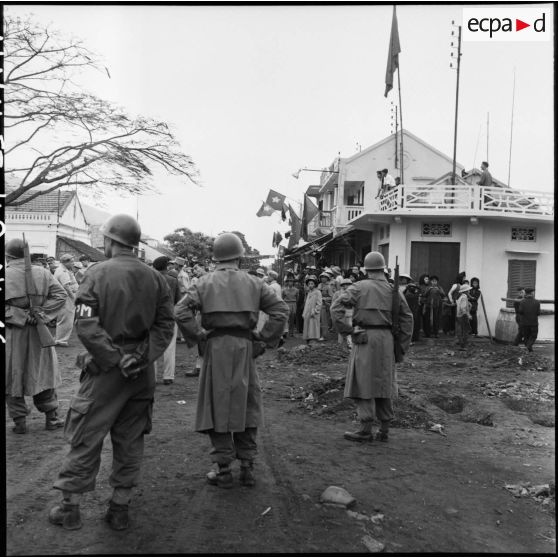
[507,68,516,187]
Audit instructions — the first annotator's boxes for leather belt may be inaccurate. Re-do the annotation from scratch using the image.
[207,328,253,341]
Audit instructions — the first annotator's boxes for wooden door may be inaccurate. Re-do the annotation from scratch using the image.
[410,242,460,293]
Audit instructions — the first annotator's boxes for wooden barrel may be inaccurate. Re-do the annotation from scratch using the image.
[494,308,519,343]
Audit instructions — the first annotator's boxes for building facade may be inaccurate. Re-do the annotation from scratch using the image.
[287,130,554,340]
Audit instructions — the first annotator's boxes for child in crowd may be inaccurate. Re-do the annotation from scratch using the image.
[468,278,481,336]
[332,278,354,349]
[424,275,446,338]
[418,274,430,337]
[455,284,472,349]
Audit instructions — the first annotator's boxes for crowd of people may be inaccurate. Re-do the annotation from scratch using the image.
[5,216,541,533]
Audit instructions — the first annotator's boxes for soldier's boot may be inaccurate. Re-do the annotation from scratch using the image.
[206,464,233,489]
[239,461,255,487]
[12,418,27,435]
[45,409,65,430]
[344,421,373,442]
[105,488,132,531]
[375,422,389,442]
[49,492,82,530]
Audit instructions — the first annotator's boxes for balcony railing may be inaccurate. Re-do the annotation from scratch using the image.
[346,205,364,221]
[377,185,553,216]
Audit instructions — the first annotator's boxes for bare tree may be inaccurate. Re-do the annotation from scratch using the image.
[4,14,199,206]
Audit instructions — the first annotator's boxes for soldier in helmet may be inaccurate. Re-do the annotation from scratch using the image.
[49,214,175,531]
[331,251,413,443]
[5,238,68,434]
[175,232,288,488]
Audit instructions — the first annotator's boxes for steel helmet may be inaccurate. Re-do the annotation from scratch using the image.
[102,214,141,248]
[212,232,245,262]
[6,238,25,258]
[363,251,386,271]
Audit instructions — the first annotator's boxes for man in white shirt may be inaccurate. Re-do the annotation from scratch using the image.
[382,168,396,190]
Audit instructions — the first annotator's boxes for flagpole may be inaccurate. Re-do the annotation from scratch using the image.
[451,24,462,185]
[397,66,404,184]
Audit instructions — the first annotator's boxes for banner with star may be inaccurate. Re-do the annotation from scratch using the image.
[256,202,275,217]
[265,189,286,211]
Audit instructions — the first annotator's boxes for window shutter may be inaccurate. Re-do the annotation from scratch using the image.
[507,260,536,307]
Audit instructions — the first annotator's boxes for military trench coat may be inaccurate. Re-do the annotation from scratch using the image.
[330,275,413,399]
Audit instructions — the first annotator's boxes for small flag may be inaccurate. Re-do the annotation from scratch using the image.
[287,204,301,249]
[301,194,319,241]
[266,189,286,211]
[384,6,401,98]
[256,202,275,217]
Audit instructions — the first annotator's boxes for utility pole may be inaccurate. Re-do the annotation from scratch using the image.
[450,22,462,185]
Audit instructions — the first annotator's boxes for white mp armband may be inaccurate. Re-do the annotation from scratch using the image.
[75,303,98,319]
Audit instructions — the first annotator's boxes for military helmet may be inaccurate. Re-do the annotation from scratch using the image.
[101,214,141,248]
[6,238,25,258]
[213,232,244,262]
[363,251,386,271]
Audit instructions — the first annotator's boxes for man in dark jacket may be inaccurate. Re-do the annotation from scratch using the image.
[49,215,175,531]
[518,288,541,352]
[513,287,526,346]
[153,256,181,385]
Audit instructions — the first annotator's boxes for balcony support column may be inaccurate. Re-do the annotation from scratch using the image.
[388,219,408,273]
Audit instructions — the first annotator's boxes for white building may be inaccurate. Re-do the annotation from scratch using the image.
[287,130,554,341]
[5,190,105,261]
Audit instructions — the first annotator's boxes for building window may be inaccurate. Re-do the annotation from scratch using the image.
[422,223,452,237]
[506,259,536,308]
[511,227,536,241]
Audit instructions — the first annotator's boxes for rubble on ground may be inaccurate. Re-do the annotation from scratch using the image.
[478,380,554,401]
[504,481,556,511]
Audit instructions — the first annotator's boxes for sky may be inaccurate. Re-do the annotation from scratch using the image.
[6,3,554,256]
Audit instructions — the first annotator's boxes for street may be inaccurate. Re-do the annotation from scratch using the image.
[5,333,555,554]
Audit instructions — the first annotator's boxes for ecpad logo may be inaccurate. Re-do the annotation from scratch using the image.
[463,8,551,42]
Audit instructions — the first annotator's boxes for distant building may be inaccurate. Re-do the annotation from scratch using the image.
[81,204,176,263]
[5,190,105,261]
[287,129,554,340]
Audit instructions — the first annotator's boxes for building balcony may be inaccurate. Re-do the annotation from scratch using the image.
[346,184,554,225]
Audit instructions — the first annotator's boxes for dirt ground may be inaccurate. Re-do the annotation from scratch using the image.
[5,331,555,555]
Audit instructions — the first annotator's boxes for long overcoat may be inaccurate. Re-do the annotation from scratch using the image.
[175,264,288,433]
[5,260,67,396]
[330,275,413,399]
[302,288,322,340]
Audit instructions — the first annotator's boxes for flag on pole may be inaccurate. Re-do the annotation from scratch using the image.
[256,202,274,217]
[265,189,287,211]
[281,203,288,221]
[301,194,319,241]
[272,231,283,248]
[384,6,401,98]
[287,204,301,249]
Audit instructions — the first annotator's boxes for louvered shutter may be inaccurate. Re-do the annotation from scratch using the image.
[506,260,536,307]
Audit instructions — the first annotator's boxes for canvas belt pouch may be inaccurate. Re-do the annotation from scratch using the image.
[5,306,28,328]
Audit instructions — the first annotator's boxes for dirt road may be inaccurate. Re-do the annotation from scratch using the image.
[5,333,555,554]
